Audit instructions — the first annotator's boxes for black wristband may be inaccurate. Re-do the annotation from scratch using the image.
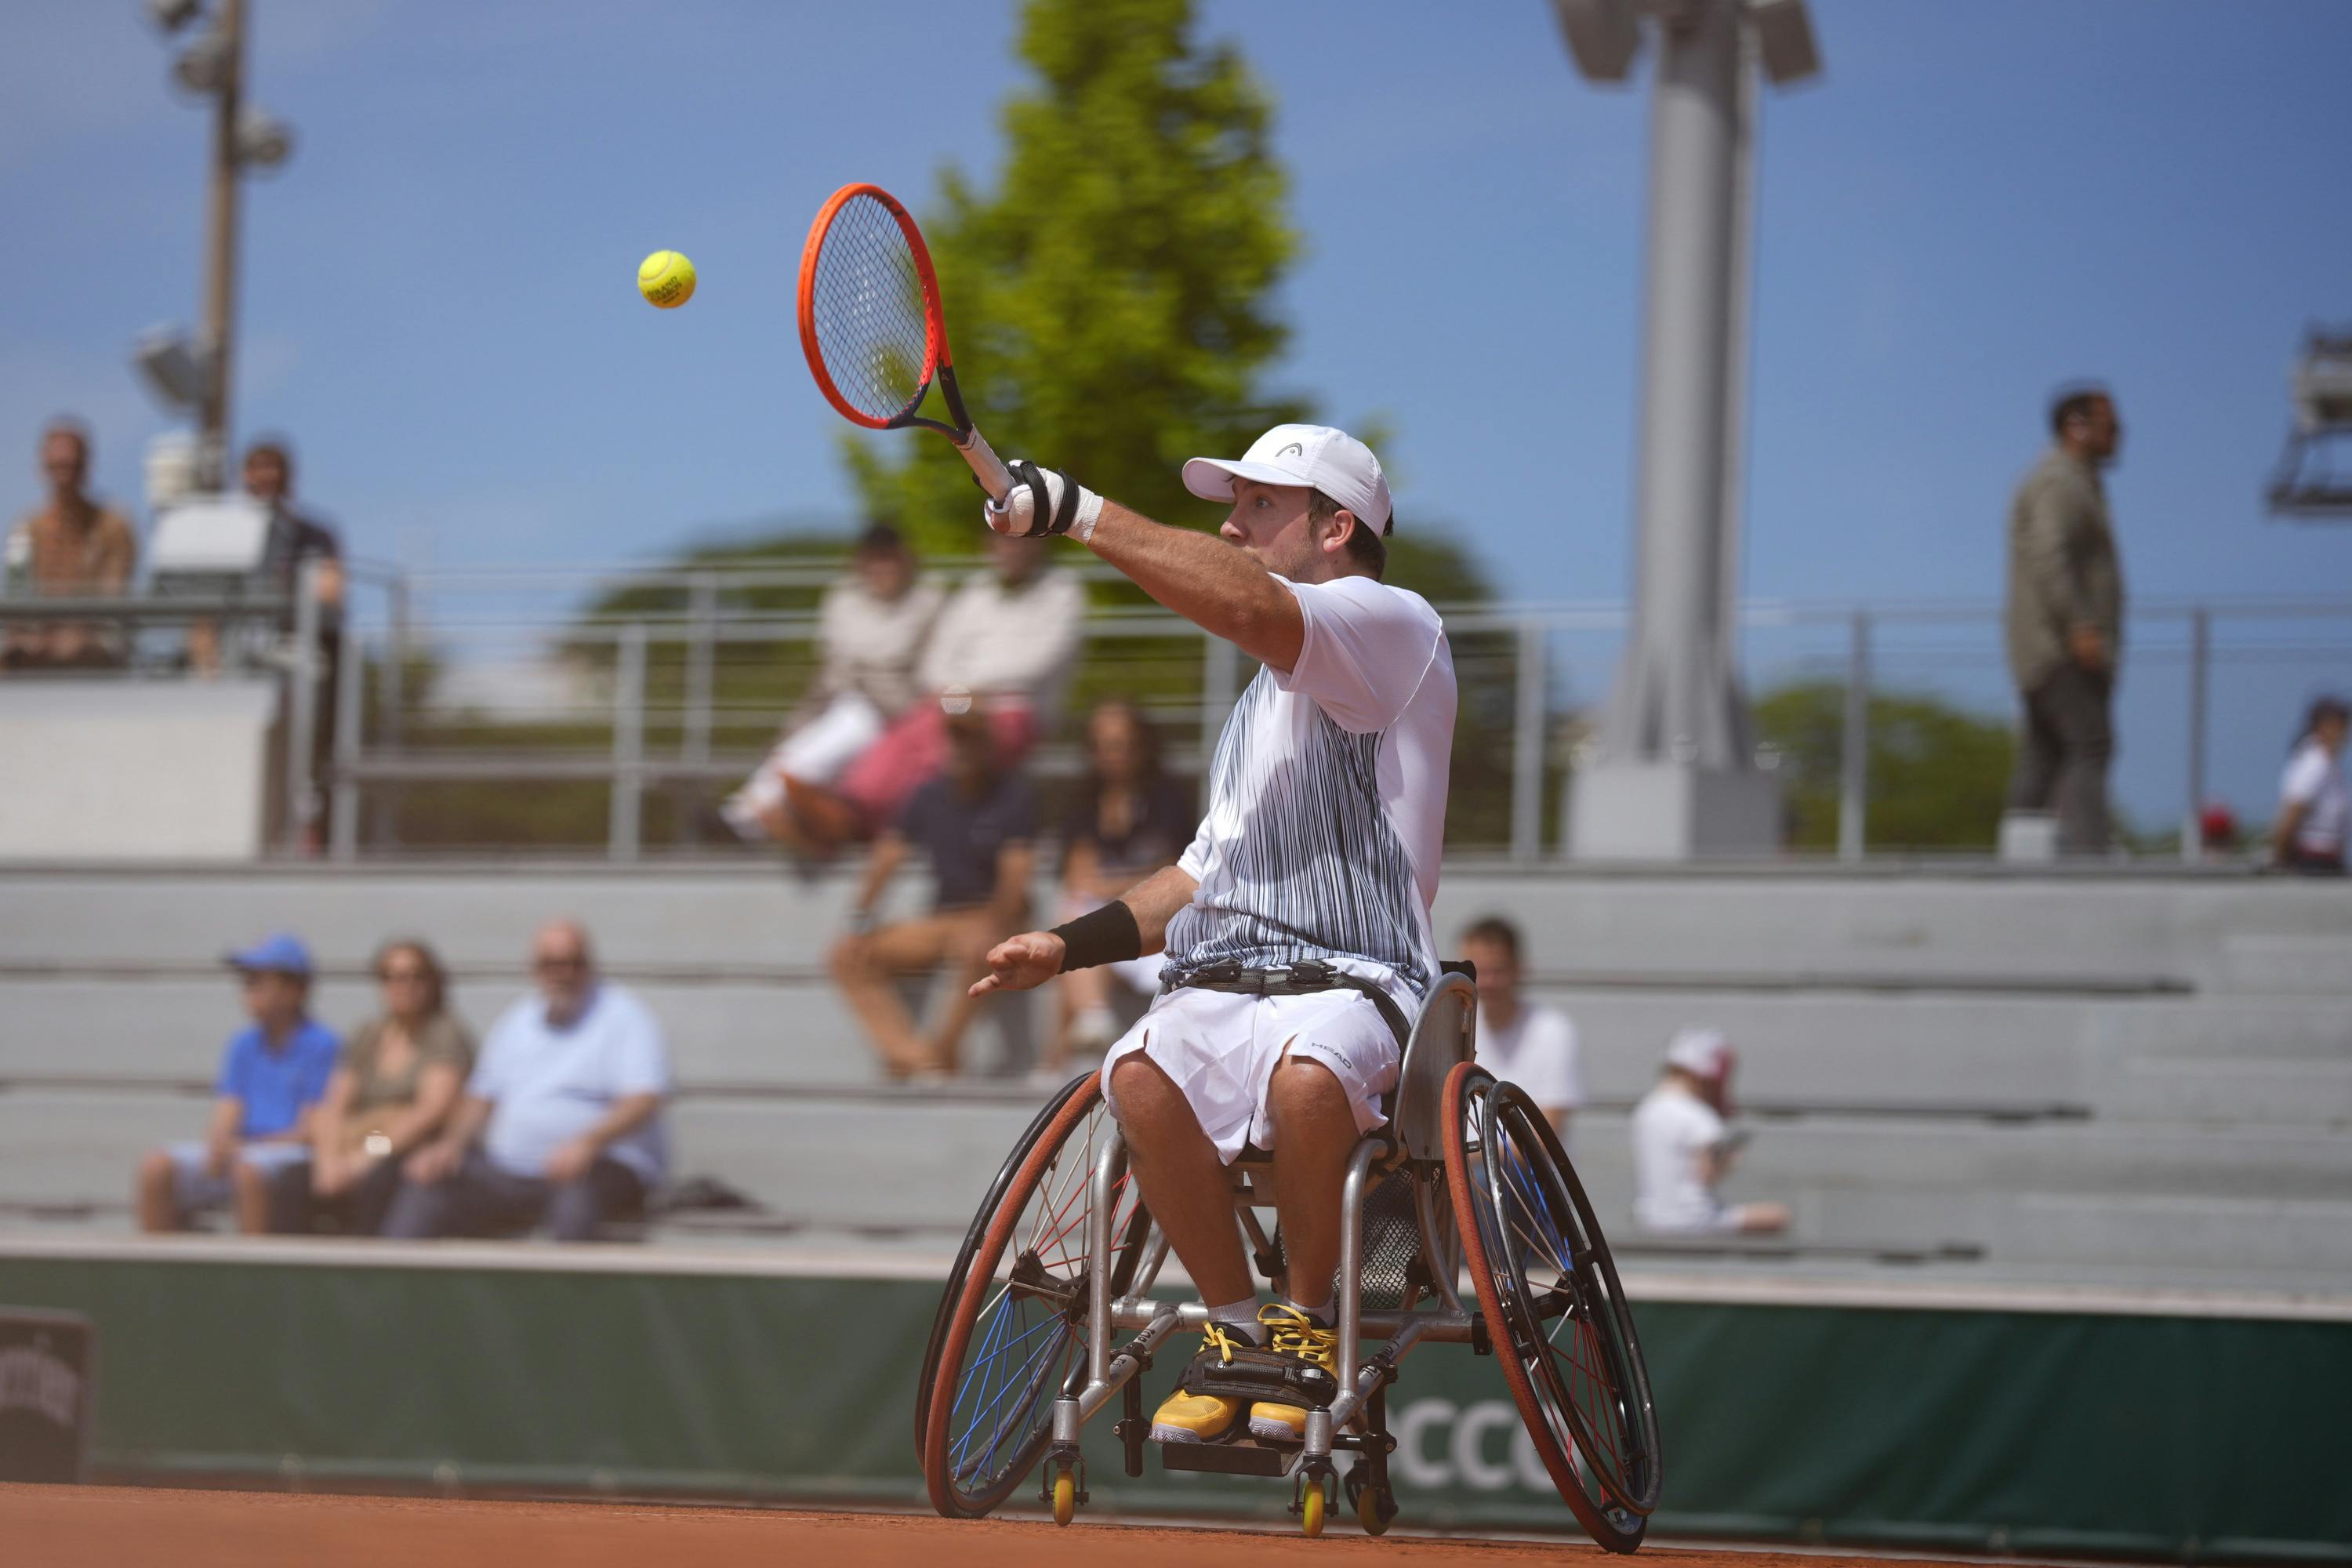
[1048,901,1143,972]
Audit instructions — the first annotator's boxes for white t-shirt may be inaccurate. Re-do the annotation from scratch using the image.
[1629,1081,1729,1233]
[1475,1002,1583,1115]
[1166,573,1457,1003]
[470,983,672,1185]
[916,567,1085,706]
[2280,739,2349,857]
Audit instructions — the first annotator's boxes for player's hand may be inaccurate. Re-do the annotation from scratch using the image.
[983,460,1102,540]
[968,931,1068,996]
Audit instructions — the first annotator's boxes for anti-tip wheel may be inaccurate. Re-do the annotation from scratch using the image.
[1051,1468,1076,1527]
[1356,1486,1392,1537]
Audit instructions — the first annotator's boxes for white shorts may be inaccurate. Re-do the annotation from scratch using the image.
[164,1139,310,1215]
[722,691,888,837]
[1099,984,1404,1164]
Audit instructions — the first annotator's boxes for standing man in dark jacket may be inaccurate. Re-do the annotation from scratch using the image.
[2005,386,2125,853]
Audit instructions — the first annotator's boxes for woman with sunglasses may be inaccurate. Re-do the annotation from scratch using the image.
[296,939,475,1233]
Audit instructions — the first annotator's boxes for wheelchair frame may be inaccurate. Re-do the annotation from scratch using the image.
[922,967,1659,1545]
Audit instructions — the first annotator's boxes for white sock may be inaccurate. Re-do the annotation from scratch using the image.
[1206,1297,1265,1344]
[1281,1296,1334,1328]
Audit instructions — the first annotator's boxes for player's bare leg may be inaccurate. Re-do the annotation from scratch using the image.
[1106,1053,1254,1306]
[1262,1052,1358,1314]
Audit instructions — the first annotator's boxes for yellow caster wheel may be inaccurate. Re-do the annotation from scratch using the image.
[1300,1483,1325,1538]
[1356,1485,1391,1537]
[1051,1468,1076,1526]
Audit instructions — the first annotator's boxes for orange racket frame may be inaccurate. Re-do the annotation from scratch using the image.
[797,182,1011,499]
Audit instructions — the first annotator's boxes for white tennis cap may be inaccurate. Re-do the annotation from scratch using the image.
[1664,1027,1735,1080]
[1181,423,1393,535]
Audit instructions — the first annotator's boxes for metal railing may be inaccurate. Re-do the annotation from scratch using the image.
[9,558,2351,865]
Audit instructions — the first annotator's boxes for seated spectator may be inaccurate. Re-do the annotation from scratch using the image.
[1459,916,1582,1142]
[723,522,945,851]
[793,532,1084,850]
[384,920,669,1242]
[2274,695,2348,874]
[830,700,1040,1080]
[277,938,474,1235]
[1039,700,1192,1080]
[4,419,136,672]
[135,935,339,1233]
[190,437,347,675]
[1629,1028,1788,1236]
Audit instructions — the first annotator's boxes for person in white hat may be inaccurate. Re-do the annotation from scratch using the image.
[1629,1027,1790,1235]
[968,425,1457,1446]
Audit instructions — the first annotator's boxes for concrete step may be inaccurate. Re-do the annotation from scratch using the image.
[2106,1057,2352,1127]
[2216,935,2352,996]
[9,864,2351,984]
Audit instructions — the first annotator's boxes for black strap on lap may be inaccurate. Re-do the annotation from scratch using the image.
[1161,959,1412,1051]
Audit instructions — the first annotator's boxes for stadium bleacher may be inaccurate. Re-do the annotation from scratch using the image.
[2,861,2347,1290]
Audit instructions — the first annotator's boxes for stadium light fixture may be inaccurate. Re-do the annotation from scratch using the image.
[170,31,231,94]
[1555,0,1822,861]
[147,0,206,33]
[2267,326,2352,519]
[236,107,294,172]
[132,328,208,412]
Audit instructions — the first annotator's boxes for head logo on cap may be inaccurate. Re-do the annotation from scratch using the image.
[1276,442,1304,459]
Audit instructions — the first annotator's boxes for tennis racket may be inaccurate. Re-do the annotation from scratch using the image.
[797,182,1013,501]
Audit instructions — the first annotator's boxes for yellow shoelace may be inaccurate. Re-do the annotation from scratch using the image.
[1258,1304,1338,1371]
[1200,1321,1249,1366]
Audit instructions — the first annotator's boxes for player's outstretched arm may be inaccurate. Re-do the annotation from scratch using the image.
[984,468,1304,672]
[969,863,1199,997]
[1082,499,1305,672]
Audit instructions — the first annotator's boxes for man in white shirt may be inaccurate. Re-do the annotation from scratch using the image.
[386,920,670,1242]
[2274,696,2348,873]
[825,532,1086,840]
[1628,1028,1788,1236]
[1458,916,1581,1141]
[969,424,1455,1447]
[724,523,944,845]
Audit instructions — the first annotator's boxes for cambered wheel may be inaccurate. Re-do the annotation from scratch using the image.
[913,1072,1093,1461]
[920,1076,1149,1519]
[1444,1062,1661,1554]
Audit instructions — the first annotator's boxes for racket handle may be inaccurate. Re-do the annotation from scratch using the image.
[957,427,1014,503]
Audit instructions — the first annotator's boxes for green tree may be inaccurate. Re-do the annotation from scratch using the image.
[1754,681,2016,851]
[848,0,1305,550]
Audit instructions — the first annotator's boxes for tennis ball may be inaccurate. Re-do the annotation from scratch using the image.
[637,249,696,309]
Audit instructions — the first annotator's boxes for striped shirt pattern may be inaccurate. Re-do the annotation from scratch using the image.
[1163,666,1437,996]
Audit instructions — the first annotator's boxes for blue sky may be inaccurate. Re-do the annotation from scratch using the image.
[5,0,2350,831]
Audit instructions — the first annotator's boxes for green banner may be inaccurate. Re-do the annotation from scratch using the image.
[0,1249,2345,1561]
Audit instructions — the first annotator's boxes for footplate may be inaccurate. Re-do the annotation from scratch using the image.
[1158,1439,1301,1478]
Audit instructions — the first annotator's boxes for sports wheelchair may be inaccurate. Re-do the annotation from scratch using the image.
[914,968,1661,1546]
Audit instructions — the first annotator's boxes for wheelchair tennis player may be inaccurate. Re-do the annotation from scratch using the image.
[969,423,1457,1447]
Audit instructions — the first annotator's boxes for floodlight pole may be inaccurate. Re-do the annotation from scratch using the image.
[1556,0,1817,860]
[196,0,246,491]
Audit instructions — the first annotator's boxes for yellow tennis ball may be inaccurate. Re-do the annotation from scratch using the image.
[637,249,696,309]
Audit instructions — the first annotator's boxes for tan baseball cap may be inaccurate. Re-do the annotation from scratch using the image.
[1181,423,1393,535]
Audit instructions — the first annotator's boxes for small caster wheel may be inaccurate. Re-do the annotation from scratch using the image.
[1300,1483,1325,1538]
[1051,1467,1077,1527]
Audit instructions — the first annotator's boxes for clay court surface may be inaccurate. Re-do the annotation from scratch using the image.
[2,1485,1965,1568]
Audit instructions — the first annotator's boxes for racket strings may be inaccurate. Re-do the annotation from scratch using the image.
[811,194,934,423]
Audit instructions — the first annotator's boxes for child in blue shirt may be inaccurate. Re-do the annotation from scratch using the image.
[136,933,339,1233]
